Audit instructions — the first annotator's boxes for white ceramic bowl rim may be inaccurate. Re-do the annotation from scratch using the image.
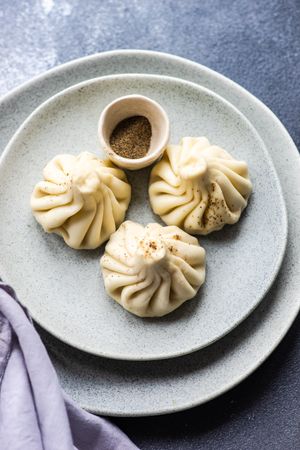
[98,93,170,164]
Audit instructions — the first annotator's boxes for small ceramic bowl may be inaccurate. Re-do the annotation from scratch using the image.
[98,94,170,170]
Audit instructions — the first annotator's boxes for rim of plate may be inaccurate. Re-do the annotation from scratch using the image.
[0,51,299,416]
[0,70,288,361]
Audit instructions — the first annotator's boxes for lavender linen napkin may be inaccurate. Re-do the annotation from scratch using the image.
[0,283,139,450]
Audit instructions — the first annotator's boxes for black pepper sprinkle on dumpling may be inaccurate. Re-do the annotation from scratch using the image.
[149,137,252,234]
[100,221,206,317]
[31,152,131,249]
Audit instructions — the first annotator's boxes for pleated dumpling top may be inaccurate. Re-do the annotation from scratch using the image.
[149,137,252,234]
[100,221,206,317]
[31,152,131,249]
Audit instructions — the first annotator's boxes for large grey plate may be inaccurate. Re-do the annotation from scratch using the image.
[0,50,299,416]
[0,74,286,361]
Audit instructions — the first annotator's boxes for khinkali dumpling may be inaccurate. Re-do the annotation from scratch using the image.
[100,221,206,317]
[149,137,252,234]
[31,152,131,249]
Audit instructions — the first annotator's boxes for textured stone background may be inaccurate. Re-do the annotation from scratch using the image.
[1,1,299,449]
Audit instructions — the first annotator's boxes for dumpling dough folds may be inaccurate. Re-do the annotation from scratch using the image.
[149,137,252,234]
[31,152,131,249]
[100,221,206,317]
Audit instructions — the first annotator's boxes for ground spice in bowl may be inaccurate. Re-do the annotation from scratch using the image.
[109,115,152,159]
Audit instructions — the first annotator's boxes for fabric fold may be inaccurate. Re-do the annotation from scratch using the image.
[0,283,138,450]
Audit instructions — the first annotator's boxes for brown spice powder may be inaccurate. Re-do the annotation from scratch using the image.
[149,241,157,250]
[109,115,152,159]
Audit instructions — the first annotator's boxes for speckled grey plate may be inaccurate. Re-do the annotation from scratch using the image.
[0,73,287,361]
[0,50,298,416]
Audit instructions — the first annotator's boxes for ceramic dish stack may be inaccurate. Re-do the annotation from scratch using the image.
[0,51,299,417]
